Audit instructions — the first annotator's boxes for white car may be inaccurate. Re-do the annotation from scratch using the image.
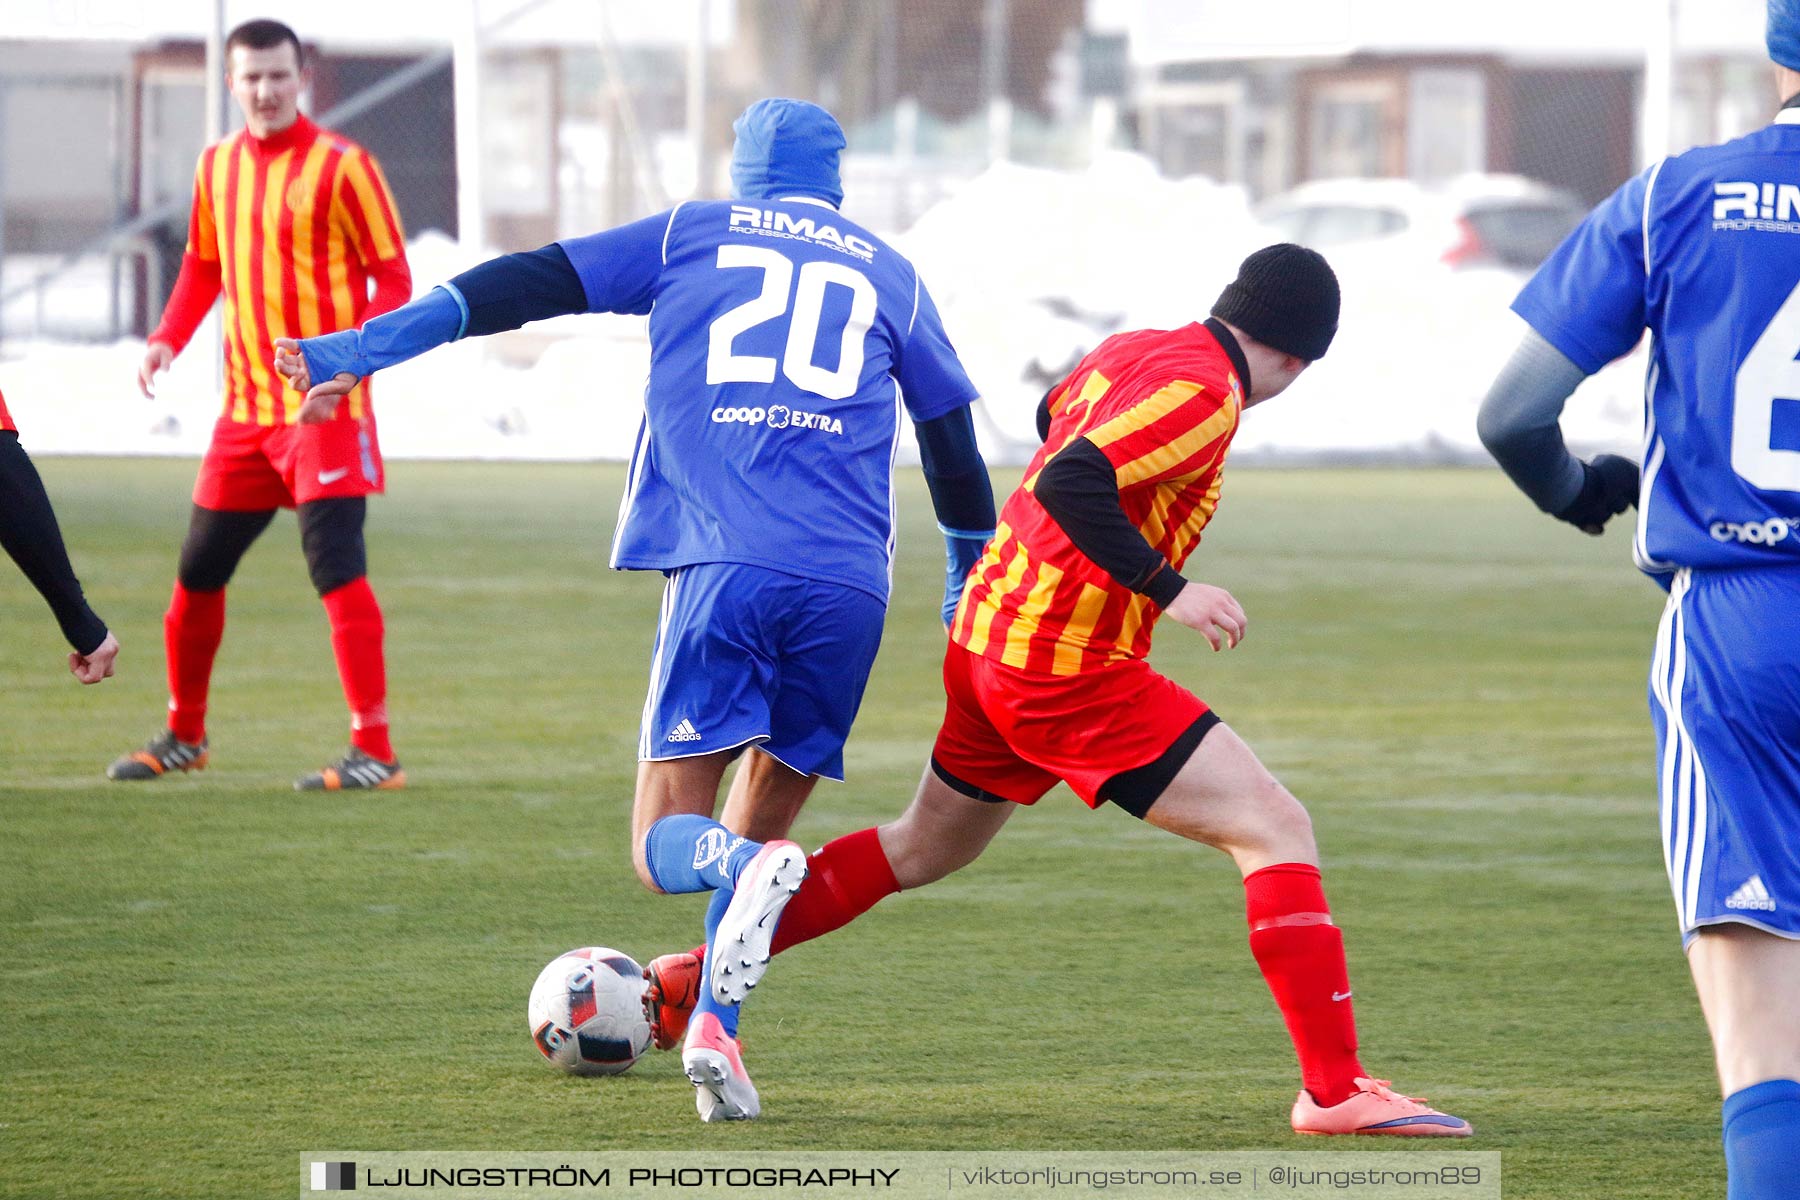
[1257,175,1590,271]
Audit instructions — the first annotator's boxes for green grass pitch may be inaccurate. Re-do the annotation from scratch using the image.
[1,459,1717,1198]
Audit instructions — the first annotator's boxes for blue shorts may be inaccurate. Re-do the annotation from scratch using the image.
[638,562,886,781]
[1650,566,1800,944]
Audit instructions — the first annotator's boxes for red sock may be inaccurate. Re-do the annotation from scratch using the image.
[1244,862,1366,1108]
[164,583,225,744]
[321,578,393,762]
[687,827,901,961]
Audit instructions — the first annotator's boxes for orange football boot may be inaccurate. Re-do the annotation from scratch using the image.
[642,950,703,1051]
[1292,1077,1473,1137]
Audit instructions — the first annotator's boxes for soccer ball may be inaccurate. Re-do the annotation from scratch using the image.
[527,947,652,1076]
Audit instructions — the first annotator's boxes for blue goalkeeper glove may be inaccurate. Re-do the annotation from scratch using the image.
[939,524,994,628]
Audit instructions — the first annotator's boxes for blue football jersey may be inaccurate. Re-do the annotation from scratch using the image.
[558,198,979,602]
[1513,106,1800,576]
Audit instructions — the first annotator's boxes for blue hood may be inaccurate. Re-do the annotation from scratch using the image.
[1775,0,1800,70]
[729,98,846,208]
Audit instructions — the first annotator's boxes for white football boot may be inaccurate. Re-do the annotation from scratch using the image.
[708,839,808,1005]
[682,1011,760,1121]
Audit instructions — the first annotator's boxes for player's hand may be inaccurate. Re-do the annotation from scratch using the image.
[69,631,119,684]
[941,531,990,631]
[1554,453,1639,535]
[138,342,174,399]
[273,338,313,392]
[1162,582,1246,651]
[274,338,356,423]
[297,377,356,424]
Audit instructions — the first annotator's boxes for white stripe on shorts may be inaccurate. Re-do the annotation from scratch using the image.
[1676,576,1708,929]
[1651,578,1678,896]
[1652,569,1708,930]
[639,570,681,759]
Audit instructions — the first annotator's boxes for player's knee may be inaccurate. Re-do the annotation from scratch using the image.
[303,539,367,595]
[630,843,668,895]
[1714,1019,1800,1095]
[177,554,234,593]
[877,816,965,889]
[299,499,368,596]
[176,533,232,590]
[632,860,667,894]
[177,507,274,591]
[308,559,365,597]
[876,819,930,888]
[1255,783,1316,857]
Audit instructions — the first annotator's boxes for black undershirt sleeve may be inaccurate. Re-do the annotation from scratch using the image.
[1035,388,1055,443]
[0,432,108,654]
[449,243,589,338]
[915,405,997,533]
[1033,437,1186,609]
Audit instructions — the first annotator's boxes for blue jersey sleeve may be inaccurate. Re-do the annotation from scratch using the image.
[894,274,979,423]
[1512,168,1653,375]
[556,209,677,317]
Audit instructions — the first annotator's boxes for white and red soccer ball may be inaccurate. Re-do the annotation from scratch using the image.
[527,947,652,1075]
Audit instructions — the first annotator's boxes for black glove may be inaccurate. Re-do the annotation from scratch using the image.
[1554,453,1639,535]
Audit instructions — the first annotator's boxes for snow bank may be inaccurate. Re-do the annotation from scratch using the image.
[1,168,1643,464]
[900,154,1643,461]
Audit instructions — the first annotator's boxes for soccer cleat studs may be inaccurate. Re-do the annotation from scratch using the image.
[707,841,807,1006]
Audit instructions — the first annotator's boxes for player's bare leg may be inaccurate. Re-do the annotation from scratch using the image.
[1688,926,1800,1092]
[1137,722,1317,874]
[1688,926,1800,1193]
[630,751,736,892]
[720,748,818,842]
[876,766,1016,889]
[1142,721,1470,1137]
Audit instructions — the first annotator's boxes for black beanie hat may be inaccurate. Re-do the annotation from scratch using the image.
[1210,243,1341,362]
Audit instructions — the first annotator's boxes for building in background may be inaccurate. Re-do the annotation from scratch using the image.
[0,0,722,342]
[1116,0,1772,202]
[0,0,1778,344]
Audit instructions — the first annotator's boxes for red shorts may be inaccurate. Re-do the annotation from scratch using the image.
[192,414,385,511]
[931,642,1209,808]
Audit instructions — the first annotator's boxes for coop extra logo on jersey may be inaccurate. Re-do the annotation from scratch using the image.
[711,404,845,436]
[728,206,877,261]
[1713,182,1800,234]
[1709,516,1800,545]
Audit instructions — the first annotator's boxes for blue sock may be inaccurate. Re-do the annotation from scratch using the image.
[641,814,763,894]
[694,887,741,1037]
[1723,1078,1800,1200]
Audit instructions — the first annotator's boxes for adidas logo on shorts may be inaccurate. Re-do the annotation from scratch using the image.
[1724,875,1777,912]
[666,719,703,744]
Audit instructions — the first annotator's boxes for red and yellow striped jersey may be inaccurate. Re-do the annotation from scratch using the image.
[175,115,407,426]
[951,322,1245,676]
[0,387,13,433]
